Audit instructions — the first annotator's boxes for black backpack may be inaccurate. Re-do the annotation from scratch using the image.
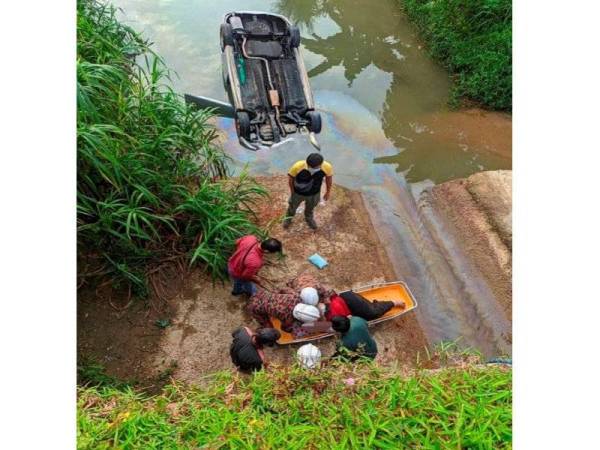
[293,170,315,195]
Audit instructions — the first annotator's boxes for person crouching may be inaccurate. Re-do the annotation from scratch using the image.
[230,326,281,373]
[331,315,378,361]
[227,235,282,296]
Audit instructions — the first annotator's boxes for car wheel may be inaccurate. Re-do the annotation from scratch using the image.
[289,26,301,48]
[306,111,322,133]
[220,23,234,51]
[235,111,251,140]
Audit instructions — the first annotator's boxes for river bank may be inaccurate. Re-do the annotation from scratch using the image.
[78,177,428,385]
[77,0,512,386]
[423,170,512,318]
[401,0,512,110]
[415,169,513,355]
[78,168,512,385]
[76,2,513,447]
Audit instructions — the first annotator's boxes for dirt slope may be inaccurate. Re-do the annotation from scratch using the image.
[425,170,512,319]
[78,176,428,384]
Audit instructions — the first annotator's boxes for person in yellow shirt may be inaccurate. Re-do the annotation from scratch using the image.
[284,153,333,230]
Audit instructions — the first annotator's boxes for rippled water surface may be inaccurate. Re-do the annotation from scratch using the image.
[113,0,512,355]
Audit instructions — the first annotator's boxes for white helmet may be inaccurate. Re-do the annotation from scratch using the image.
[300,287,319,306]
[293,303,320,323]
[297,343,321,369]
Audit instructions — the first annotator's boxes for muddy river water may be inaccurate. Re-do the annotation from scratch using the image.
[114,0,512,356]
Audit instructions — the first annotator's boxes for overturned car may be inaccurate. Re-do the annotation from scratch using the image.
[219,11,322,151]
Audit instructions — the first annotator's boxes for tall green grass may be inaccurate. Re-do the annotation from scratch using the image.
[401,0,512,110]
[78,362,512,449]
[77,0,266,297]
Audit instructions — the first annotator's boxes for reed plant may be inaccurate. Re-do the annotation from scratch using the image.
[77,0,266,298]
[402,0,512,110]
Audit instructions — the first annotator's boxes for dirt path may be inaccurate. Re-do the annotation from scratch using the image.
[78,176,428,384]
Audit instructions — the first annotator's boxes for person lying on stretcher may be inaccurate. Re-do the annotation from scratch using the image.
[246,287,300,333]
[246,272,335,337]
[247,272,405,338]
[245,288,327,339]
[286,271,405,321]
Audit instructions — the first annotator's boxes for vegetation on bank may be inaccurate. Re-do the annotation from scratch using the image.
[77,0,266,298]
[78,362,512,449]
[401,0,512,110]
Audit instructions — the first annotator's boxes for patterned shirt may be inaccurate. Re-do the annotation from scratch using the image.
[247,288,301,331]
[247,273,336,334]
[286,272,336,301]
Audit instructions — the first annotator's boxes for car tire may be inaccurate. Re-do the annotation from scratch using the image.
[235,111,251,140]
[306,111,322,133]
[220,23,234,51]
[289,26,301,48]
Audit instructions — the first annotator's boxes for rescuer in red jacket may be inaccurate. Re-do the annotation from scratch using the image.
[227,235,282,296]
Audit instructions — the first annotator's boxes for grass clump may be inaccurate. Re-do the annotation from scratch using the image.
[401,0,512,110]
[78,363,512,449]
[77,0,266,297]
[77,359,133,390]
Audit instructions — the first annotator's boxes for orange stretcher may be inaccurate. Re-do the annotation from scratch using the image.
[271,281,418,345]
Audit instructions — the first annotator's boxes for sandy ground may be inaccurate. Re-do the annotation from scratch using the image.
[78,176,428,385]
[426,170,512,319]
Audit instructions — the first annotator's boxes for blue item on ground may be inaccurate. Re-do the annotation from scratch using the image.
[308,253,328,269]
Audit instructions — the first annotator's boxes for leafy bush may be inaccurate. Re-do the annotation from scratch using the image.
[77,0,266,297]
[402,0,512,110]
[78,363,512,449]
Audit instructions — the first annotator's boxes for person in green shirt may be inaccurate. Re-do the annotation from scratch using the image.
[331,315,378,360]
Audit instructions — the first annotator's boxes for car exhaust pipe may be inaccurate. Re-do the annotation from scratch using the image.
[239,136,260,151]
[308,132,321,151]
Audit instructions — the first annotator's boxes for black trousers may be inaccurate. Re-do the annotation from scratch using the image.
[339,291,394,321]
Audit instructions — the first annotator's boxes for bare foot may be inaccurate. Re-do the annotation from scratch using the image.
[394,300,406,308]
